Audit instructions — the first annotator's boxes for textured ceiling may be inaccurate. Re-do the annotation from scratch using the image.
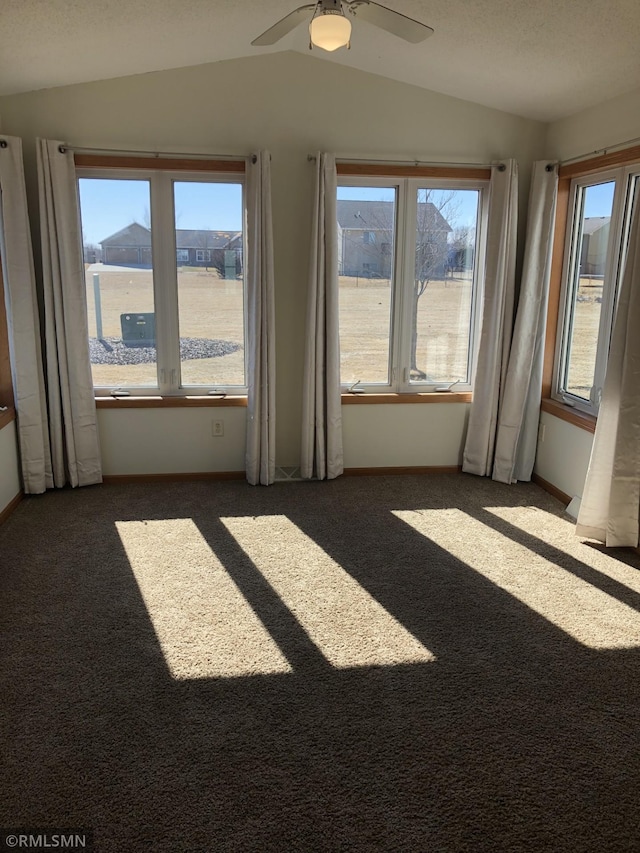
[1,0,640,121]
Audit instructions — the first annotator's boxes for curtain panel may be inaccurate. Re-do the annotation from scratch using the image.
[462,160,518,477]
[0,136,52,493]
[36,139,102,488]
[301,152,343,481]
[576,186,640,547]
[245,151,276,486]
[493,161,558,483]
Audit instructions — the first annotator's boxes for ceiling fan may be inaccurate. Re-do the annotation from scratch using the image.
[251,0,434,53]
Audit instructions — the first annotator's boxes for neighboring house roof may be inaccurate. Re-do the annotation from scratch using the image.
[337,199,451,233]
[100,222,151,247]
[100,222,241,248]
[583,216,610,235]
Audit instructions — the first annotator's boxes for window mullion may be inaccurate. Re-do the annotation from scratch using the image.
[150,173,180,394]
[592,171,625,400]
[395,180,417,391]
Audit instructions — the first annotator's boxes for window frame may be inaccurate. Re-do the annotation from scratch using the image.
[337,168,489,395]
[76,156,247,399]
[552,161,640,416]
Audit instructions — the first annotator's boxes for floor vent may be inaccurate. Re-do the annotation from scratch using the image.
[275,466,302,482]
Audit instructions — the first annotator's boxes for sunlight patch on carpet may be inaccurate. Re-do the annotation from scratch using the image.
[221,515,435,668]
[394,508,640,650]
[116,519,292,679]
[486,505,640,595]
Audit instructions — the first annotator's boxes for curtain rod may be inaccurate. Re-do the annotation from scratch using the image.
[559,134,640,167]
[308,154,497,169]
[57,143,254,162]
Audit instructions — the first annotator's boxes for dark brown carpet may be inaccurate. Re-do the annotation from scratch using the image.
[2,474,640,852]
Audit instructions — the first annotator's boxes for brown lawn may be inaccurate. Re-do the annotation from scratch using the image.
[86,268,245,388]
[85,267,601,392]
[338,273,472,385]
[564,277,602,399]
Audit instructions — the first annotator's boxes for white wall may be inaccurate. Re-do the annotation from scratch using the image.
[343,403,469,468]
[535,85,640,499]
[546,84,640,161]
[534,412,593,501]
[97,408,246,476]
[0,421,21,514]
[0,51,546,475]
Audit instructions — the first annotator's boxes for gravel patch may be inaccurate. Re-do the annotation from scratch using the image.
[89,337,241,365]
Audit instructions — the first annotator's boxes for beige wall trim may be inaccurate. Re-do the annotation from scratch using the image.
[336,163,491,181]
[532,473,571,506]
[74,155,245,173]
[96,396,248,409]
[559,145,640,179]
[0,490,23,527]
[102,471,245,484]
[540,398,596,433]
[343,465,462,476]
[341,392,472,405]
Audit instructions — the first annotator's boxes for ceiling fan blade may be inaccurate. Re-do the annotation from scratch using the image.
[251,5,317,46]
[346,0,434,43]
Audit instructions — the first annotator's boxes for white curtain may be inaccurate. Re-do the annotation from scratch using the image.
[245,151,276,485]
[0,136,52,493]
[301,153,343,481]
[576,186,640,547]
[463,160,518,476]
[36,139,102,488]
[493,161,558,483]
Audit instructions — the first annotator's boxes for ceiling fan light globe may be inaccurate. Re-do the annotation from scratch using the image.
[309,12,351,51]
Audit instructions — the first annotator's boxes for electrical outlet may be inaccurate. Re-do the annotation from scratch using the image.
[212,419,224,437]
[538,423,546,443]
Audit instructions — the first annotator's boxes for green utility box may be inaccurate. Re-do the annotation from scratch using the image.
[120,313,156,347]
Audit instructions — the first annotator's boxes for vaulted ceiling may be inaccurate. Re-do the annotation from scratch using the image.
[2,0,639,122]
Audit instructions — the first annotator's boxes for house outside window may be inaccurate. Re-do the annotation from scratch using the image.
[77,162,246,396]
[337,174,488,392]
[553,162,640,414]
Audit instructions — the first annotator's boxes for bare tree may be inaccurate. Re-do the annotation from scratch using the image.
[447,225,476,275]
[82,241,102,264]
[410,189,460,377]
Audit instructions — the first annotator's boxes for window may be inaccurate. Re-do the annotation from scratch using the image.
[553,162,640,414]
[337,174,488,392]
[77,160,246,396]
